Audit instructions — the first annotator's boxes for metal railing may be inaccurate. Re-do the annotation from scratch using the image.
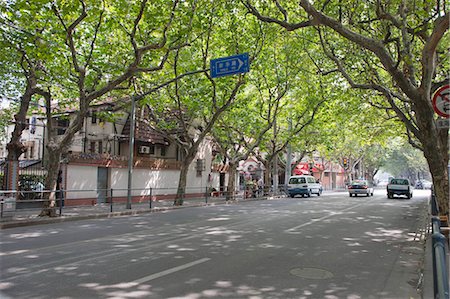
[0,186,274,219]
[430,190,449,299]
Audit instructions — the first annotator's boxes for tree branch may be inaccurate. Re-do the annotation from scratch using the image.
[421,12,449,94]
[242,0,313,31]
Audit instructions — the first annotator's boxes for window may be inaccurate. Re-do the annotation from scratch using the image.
[30,117,36,134]
[98,141,103,154]
[196,159,205,177]
[57,118,69,135]
[176,146,185,161]
[90,141,96,153]
[160,146,166,157]
[91,111,97,124]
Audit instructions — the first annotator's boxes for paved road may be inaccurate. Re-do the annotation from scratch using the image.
[0,189,430,298]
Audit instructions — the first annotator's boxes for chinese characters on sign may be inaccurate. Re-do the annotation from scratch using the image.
[210,53,249,78]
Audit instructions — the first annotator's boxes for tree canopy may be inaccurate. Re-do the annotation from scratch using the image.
[1,0,447,214]
[244,0,449,215]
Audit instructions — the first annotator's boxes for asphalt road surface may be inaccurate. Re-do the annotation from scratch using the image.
[0,189,430,299]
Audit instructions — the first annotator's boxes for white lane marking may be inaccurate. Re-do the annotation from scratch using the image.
[285,203,365,233]
[132,258,211,284]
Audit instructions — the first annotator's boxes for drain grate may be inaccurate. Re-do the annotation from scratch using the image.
[290,267,334,279]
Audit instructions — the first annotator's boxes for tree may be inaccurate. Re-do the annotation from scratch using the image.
[140,0,262,205]
[313,88,402,183]
[382,137,430,181]
[244,0,449,215]
[0,102,17,145]
[211,111,266,200]
[1,0,194,215]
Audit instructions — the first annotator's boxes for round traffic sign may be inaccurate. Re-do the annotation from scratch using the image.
[432,84,450,118]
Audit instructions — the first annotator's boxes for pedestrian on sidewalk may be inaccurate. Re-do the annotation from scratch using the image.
[257,177,264,197]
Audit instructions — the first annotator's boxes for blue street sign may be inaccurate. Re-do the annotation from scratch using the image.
[210,53,249,78]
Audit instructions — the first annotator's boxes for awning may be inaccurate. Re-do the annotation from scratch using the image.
[293,162,324,175]
[212,163,229,173]
[0,159,42,170]
[19,160,41,168]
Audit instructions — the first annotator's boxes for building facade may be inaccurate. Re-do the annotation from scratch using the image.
[1,101,223,203]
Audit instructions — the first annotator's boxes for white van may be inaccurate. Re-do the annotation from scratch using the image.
[287,175,322,198]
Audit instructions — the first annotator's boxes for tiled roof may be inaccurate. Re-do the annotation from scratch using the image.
[122,116,169,145]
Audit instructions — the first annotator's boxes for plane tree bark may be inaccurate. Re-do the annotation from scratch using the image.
[244,0,449,215]
[2,56,39,190]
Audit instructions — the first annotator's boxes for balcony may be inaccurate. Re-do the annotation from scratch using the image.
[68,153,181,170]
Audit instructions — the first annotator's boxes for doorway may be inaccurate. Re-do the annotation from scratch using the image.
[219,173,226,194]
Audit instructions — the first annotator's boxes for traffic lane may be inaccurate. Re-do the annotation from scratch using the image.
[0,189,363,254]
[0,191,426,298]
[105,190,428,299]
[0,187,385,252]
[0,191,429,298]
[0,204,251,251]
[149,190,429,298]
[2,203,293,298]
[0,205,263,277]
[278,192,428,298]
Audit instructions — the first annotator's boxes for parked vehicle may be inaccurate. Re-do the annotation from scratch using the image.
[287,175,322,198]
[387,178,413,199]
[421,180,433,189]
[348,180,374,197]
[414,181,423,189]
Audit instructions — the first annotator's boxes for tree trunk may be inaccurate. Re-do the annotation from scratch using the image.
[3,86,32,191]
[174,152,196,206]
[263,160,272,194]
[415,102,449,216]
[423,146,448,216]
[226,161,236,201]
[39,146,61,217]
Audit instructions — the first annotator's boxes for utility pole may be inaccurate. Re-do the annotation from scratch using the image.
[126,96,136,209]
[284,118,292,191]
[273,119,278,194]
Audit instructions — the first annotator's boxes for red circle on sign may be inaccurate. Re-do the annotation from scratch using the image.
[432,84,450,118]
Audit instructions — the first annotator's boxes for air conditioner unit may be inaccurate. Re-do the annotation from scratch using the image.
[139,146,151,154]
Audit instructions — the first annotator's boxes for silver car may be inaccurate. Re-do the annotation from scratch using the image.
[348,180,374,197]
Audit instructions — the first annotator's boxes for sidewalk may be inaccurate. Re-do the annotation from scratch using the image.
[0,193,271,229]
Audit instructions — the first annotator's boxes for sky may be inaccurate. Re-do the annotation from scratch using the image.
[0,98,10,108]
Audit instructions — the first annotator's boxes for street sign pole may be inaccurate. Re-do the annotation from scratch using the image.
[436,118,450,129]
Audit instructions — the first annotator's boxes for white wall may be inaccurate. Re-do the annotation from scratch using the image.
[65,138,214,199]
[66,165,98,199]
[0,116,45,160]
